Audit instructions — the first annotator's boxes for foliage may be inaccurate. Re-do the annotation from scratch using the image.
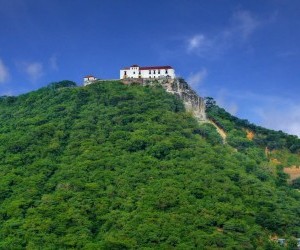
[205,97,300,183]
[194,123,223,145]
[0,82,299,248]
[205,97,300,154]
[292,178,300,189]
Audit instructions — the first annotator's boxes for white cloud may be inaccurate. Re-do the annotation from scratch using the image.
[49,54,58,71]
[19,62,44,82]
[186,34,216,57]
[187,34,210,52]
[186,9,261,57]
[0,59,10,83]
[187,68,207,88]
[25,62,43,81]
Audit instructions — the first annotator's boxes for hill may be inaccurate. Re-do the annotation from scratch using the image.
[205,98,300,182]
[0,80,300,249]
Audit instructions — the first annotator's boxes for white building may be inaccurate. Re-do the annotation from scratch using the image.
[120,65,175,79]
[83,75,97,86]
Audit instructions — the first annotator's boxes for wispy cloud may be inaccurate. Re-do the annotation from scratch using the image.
[187,35,211,52]
[230,10,260,39]
[186,10,262,58]
[215,89,239,116]
[255,103,300,137]
[49,54,58,71]
[277,50,299,58]
[18,61,44,82]
[0,59,10,83]
[25,62,44,81]
[187,68,207,88]
[213,89,300,137]
[186,34,217,57]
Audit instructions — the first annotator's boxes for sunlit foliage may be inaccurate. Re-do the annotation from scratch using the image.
[0,82,299,249]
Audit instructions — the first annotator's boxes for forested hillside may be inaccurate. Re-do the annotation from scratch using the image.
[0,81,300,249]
[205,98,300,187]
[205,97,300,154]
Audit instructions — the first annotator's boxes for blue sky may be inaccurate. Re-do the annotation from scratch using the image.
[0,0,300,136]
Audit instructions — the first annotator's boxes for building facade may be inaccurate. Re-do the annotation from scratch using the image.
[120,65,175,79]
[83,75,97,86]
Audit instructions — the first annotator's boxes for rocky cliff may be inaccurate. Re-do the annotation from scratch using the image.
[122,78,206,121]
[160,78,206,121]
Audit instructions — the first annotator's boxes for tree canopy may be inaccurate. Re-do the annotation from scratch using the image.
[0,81,299,249]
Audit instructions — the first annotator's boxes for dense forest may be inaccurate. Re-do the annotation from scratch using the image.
[0,80,300,249]
[205,97,300,187]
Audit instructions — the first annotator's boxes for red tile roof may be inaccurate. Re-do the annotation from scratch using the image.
[122,65,173,70]
[140,66,173,70]
[84,75,95,78]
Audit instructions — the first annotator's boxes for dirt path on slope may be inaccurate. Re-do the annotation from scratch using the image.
[208,120,227,143]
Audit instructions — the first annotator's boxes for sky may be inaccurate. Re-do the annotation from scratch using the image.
[0,0,300,137]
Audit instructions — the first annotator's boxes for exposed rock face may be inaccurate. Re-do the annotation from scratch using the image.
[122,78,206,121]
[160,78,206,121]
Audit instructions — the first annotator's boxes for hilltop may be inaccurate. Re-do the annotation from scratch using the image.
[0,80,300,249]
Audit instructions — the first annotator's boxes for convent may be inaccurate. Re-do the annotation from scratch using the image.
[120,65,175,79]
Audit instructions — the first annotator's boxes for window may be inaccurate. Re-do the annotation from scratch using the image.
[165,70,168,74]
[158,70,160,74]
[153,70,156,74]
[139,71,141,75]
[149,76,151,78]
[149,70,151,74]
[124,71,127,75]
[133,71,135,74]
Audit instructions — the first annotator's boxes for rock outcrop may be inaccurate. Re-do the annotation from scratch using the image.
[122,78,206,121]
[158,78,206,121]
